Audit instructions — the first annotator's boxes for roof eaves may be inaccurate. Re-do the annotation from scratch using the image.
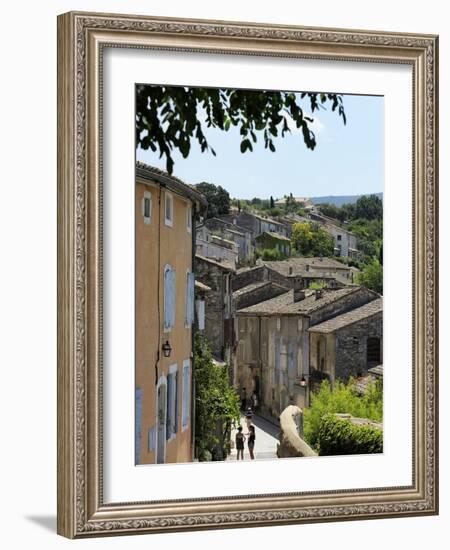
[136,162,207,208]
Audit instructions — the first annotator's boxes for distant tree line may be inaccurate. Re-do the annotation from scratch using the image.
[316,195,383,294]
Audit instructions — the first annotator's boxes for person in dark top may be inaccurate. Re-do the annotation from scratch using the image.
[240,387,247,411]
[235,426,245,460]
[245,406,254,430]
[247,425,256,460]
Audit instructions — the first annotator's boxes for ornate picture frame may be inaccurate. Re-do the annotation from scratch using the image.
[57,11,438,538]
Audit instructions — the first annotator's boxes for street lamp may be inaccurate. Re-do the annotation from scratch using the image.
[162,340,172,358]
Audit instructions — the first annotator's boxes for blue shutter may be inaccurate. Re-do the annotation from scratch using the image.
[148,426,156,452]
[169,268,176,328]
[174,370,179,434]
[182,362,190,428]
[164,266,176,329]
[166,374,172,439]
[186,272,195,325]
[164,267,170,329]
[135,388,143,464]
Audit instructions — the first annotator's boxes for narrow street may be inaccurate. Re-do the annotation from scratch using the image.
[227,414,279,461]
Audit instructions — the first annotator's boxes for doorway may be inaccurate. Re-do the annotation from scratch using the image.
[367,337,381,365]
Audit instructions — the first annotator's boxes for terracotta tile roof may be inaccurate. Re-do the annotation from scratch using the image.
[308,298,383,333]
[237,287,360,316]
[136,161,207,206]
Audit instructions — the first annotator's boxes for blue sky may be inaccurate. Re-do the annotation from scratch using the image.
[136,91,384,200]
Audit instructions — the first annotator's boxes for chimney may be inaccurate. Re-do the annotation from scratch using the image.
[305,264,310,272]
[293,278,305,302]
[315,288,323,300]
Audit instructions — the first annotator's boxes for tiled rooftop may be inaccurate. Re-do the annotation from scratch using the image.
[308,298,383,333]
[237,287,360,316]
[263,257,351,277]
[136,161,207,205]
[195,254,235,272]
[233,281,288,298]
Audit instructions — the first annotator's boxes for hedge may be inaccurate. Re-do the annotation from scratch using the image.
[317,414,383,456]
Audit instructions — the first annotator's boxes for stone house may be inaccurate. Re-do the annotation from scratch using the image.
[227,210,291,238]
[308,298,383,385]
[262,257,358,286]
[235,285,379,422]
[205,217,254,265]
[323,222,360,258]
[255,231,291,256]
[233,281,289,311]
[307,211,361,258]
[135,162,206,465]
[232,260,345,296]
[196,225,239,268]
[194,254,236,370]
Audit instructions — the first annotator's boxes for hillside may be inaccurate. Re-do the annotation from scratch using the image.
[311,192,383,207]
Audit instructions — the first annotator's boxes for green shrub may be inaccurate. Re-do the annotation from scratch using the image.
[303,379,383,449]
[194,333,241,461]
[317,414,383,455]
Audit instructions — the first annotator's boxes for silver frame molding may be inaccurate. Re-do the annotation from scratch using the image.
[57,11,439,538]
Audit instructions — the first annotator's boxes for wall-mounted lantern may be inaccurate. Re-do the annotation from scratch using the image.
[299,375,307,387]
[162,340,172,358]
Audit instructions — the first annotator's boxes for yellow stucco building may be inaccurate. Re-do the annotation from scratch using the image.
[135,162,206,465]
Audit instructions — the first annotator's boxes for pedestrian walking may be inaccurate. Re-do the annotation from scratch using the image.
[251,391,258,411]
[240,387,247,411]
[247,425,256,460]
[235,426,245,460]
[245,406,254,430]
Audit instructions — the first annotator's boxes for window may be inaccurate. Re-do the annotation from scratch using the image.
[185,271,195,326]
[196,298,205,330]
[164,191,173,227]
[182,360,190,429]
[166,365,178,440]
[337,234,342,241]
[142,191,152,224]
[367,337,381,364]
[186,204,192,233]
[164,265,176,330]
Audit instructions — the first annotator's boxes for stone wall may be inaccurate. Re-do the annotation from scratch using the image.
[277,405,317,458]
[309,287,377,326]
[232,265,266,291]
[334,312,383,381]
[195,257,227,358]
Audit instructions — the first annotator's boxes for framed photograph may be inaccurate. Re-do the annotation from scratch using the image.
[57,11,439,538]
